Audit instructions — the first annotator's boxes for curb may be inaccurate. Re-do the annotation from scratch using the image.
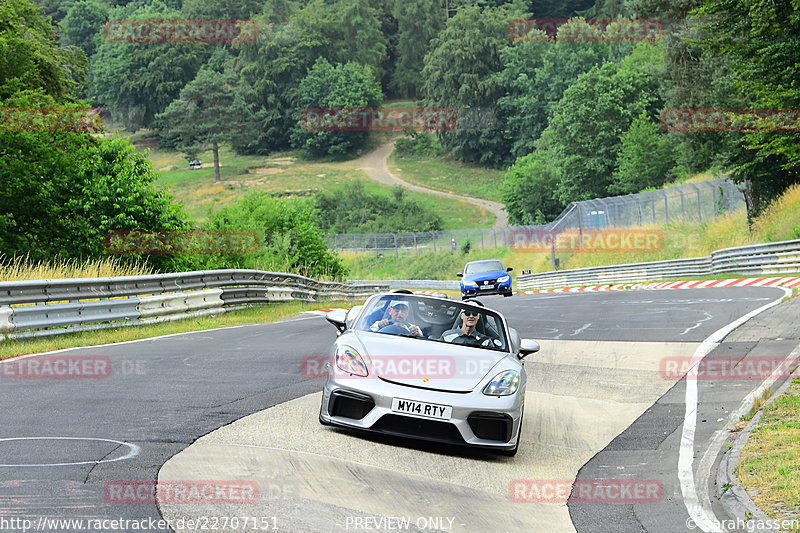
[517,277,800,294]
[716,352,800,532]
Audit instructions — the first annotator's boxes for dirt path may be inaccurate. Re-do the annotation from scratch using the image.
[352,140,509,228]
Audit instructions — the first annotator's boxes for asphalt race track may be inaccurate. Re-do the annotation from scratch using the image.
[0,287,795,533]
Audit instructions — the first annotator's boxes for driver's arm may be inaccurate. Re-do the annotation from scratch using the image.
[369,318,389,331]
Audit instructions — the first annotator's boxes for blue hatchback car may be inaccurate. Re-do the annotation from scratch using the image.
[458,259,513,300]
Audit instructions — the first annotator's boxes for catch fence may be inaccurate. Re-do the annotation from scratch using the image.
[326,178,744,255]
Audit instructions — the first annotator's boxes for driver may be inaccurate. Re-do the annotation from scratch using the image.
[369,301,422,337]
[440,309,489,345]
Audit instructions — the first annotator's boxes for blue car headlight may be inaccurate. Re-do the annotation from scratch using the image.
[335,345,368,376]
[483,370,519,396]
[497,275,510,283]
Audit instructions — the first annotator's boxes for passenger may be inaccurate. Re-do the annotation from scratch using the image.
[440,308,489,345]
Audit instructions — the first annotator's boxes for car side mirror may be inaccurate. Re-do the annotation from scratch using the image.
[506,267,513,272]
[519,339,540,359]
[456,272,463,277]
[325,309,348,334]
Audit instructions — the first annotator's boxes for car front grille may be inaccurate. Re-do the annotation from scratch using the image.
[371,414,465,445]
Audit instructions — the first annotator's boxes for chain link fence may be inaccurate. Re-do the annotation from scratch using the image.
[326,178,745,256]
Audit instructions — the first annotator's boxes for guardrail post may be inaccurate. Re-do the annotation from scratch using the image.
[479,229,484,248]
[661,190,669,223]
[678,188,686,222]
[413,233,417,254]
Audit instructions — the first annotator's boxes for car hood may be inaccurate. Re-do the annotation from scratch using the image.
[349,331,510,392]
[462,270,508,283]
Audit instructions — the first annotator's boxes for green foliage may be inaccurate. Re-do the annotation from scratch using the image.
[696,0,800,217]
[394,133,446,157]
[495,21,634,159]
[89,2,208,130]
[202,193,347,279]
[610,111,677,194]
[228,0,389,155]
[421,4,517,166]
[181,0,264,19]
[0,0,87,102]
[502,150,566,224]
[459,238,472,254]
[315,181,443,234]
[290,57,383,156]
[391,0,445,98]
[0,131,190,270]
[61,0,109,58]
[546,44,664,202]
[156,67,247,182]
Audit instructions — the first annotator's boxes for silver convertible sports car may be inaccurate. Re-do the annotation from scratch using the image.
[318,291,540,456]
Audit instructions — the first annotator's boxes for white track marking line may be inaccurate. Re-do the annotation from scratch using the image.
[679,287,790,532]
[0,437,140,467]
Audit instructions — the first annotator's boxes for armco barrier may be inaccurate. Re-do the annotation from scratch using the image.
[0,270,387,340]
[517,239,800,290]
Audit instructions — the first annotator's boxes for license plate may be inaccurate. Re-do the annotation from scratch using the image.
[391,398,452,420]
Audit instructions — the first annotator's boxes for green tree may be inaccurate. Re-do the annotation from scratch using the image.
[496,22,633,158]
[545,44,663,202]
[1,0,87,102]
[391,0,445,98]
[156,68,244,182]
[203,193,347,279]
[290,58,383,156]
[421,4,517,166]
[61,0,108,58]
[332,0,388,82]
[502,144,566,225]
[181,0,264,19]
[0,131,189,268]
[89,2,207,130]
[696,0,800,218]
[610,111,677,194]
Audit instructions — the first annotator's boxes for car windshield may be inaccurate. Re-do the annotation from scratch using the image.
[464,261,505,275]
[356,295,508,351]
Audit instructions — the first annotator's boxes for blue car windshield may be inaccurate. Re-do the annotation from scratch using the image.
[464,261,505,275]
[357,295,508,351]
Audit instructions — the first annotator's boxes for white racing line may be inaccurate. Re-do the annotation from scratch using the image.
[679,287,791,532]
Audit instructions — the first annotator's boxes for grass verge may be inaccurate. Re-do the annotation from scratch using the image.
[0,256,153,281]
[389,151,506,203]
[0,300,356,360]
[737,377,800,530]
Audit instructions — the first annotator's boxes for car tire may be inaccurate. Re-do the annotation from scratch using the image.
[503,292,513,297]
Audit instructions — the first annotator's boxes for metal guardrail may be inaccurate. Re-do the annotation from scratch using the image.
[516,239,800,290]
[0,270,388,341]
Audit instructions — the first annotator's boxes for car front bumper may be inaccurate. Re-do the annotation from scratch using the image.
[319,374,524,452]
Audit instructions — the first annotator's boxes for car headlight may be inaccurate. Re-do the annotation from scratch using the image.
[498,275,510,283]
[463,281,477,287]
[483,370,519,396]
[335,345,368,376]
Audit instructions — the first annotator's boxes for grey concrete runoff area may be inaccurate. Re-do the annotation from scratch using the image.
[0,287,796,532]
